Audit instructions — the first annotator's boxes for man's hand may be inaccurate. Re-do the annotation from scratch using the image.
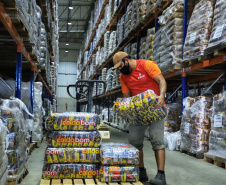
[154,95,165,109]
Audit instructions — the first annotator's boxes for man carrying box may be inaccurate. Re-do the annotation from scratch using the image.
[113,51,167,185]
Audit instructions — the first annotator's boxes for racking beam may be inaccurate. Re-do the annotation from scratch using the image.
[15,44,22,99]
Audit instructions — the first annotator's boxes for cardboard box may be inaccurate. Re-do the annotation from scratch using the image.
[99,131,110,142]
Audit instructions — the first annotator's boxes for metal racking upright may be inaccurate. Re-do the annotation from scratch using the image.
[77,0,226,119]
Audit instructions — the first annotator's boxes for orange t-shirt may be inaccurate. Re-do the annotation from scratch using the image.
[120,59,161,96]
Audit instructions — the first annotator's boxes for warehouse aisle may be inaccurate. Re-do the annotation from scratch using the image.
[21,128,225,185]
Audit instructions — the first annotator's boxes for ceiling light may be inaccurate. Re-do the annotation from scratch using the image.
[66,43,69,46]
[65,50,68,53]
[69,6,73,9]
[68,22,72,25]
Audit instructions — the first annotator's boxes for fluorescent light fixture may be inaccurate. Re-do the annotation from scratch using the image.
[69,6,73,9]
[66,43,69,46]
[65,50,68,53]
[68,22,72,25]
[59,30,85,33]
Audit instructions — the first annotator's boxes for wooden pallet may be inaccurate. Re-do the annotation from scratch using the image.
[180,150,204,159]
[6,169,29,185]
[204,156,226,170]
[40,179,143,185]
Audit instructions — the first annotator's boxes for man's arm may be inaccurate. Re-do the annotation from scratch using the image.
[153,74,167,109]
[123,92,132,98]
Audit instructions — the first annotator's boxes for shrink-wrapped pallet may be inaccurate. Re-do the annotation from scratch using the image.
[165,103,181,132]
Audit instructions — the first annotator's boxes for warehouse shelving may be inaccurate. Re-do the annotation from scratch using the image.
[78,0,131,77]
[77,0,226,117]
[0,1,54,102]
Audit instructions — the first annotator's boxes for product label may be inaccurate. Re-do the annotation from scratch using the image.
[214,114,223,127]
[56,137,90,143]
[184,122,190,134]
[60,119,96,126]
[44,171,58,176]
[213,24,224,39]
[189,32,196,45]
[46,149,62,155]
[82,149,99,154]
[78,170,97,176]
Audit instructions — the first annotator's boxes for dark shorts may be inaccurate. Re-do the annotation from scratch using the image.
[128,119,165,151]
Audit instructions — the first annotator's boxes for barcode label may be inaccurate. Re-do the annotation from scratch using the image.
[189,32,196,45]
[184,122,190,134]
[214,114,223,127]
[213,25,224,39]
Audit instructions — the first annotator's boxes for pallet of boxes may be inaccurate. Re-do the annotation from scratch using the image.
[204,92,226,169]
[40,112,143,185]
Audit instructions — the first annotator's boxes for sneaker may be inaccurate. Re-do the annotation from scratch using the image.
[149,173,167,185]
[139,168,149,182]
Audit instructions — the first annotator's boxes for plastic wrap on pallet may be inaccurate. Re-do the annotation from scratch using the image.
[136,0,148,23]
[44,148,100,164]
[165,103,181,132]
[180,96,212,154]
[99,166,139,182]
[8,160,28,178]
[46,112,100,131]
[183,0,215,61]
[164,131,181,151]
[100,143,139,166]
[47,131,101,148]
[205,0,226,54]
[113,90,167,125]
[42,164,99,179]
[0,119,8,146]
[0,169,8,185]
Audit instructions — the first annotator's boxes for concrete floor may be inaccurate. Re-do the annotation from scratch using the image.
[21,127,226,185]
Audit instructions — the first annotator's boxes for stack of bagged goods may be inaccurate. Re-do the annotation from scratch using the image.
[104,31,110,60]
[165,103,182,133]
[147,0,156,14]
[183,0,215,61]
[106,68,114,92]
[131,42,137,59]
[99,143,139,182]
[204,92,226,161]
[0,99,31,180]
[32,82,43,143]
[124,44,132,56]
[117,15,125,46]
[145,28,155,60]
[136,0,148,24]
[113,90,167,125]
[205,0,226,54]
[109,31,117,54]
[131,0,138,29]
[124,2,133,37]
[0,119,8,185]
[139,36,147,59]
[153,29,161,64]
[42,112,102,179]
[180,96,213,156]
[112,69,121,89]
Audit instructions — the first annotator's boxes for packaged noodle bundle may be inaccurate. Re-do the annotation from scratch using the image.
[100,143,139,166]
[99,166,139,182]
[44,148,100,164]
[205,0,226,54]
[46,112,100,131]
[42,164,99,179]
[113,90,167,125]
[47,131,101,148]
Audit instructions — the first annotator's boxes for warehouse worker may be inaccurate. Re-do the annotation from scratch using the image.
[113,51,167,185]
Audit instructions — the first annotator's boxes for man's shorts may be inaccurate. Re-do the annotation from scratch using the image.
[128,119,165,151]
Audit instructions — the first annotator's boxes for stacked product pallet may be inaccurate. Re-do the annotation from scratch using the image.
[106,68,114,92]
[0,99,31,181]
[109,31,117,54]
[100,143,139,182]
[180,96,213,157]
[43,112,102,179]
[205,0,226,54]
[124,2,133,37]
[204,92,226,162]
[183,0,215,61]
[0,120,8,185]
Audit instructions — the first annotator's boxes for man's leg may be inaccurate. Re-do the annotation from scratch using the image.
[128,125,148,181]
[149,119,167,185]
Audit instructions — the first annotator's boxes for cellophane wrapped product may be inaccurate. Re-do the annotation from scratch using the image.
[47,131,101,148]
[42,164,99,179]
[0,98,31,178]
[136,0,148,23]
[144,28,155,61]
[205,92,226,161]
[164,131,181,151]
[100,143,139,166]
[46,112,100,131]
[165,103,182,132]
[147,0,156,14]
[180,96,212,155]
[99,166,139,182]
[44,148,100,164]
[183,0,215,61]
[113,90,167,125]
[205,0,226,54]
